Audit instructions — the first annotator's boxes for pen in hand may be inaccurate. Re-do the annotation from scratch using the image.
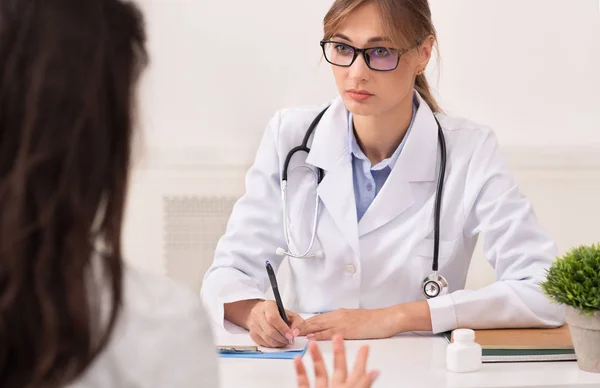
[265,260,289,326]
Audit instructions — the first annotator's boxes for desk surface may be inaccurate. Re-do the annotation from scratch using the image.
[218,333,600,388]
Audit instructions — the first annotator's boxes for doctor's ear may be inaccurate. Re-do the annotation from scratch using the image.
[415,35,435,75]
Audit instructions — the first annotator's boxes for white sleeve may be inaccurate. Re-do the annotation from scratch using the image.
[427,128,565,334]
[200,111,286,327]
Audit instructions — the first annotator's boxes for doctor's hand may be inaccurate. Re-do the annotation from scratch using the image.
[247,300,304,348]
[295,335,379,388]
[299,308,398,341]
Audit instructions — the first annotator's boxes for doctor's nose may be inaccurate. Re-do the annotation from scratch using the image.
[348,53,371,81]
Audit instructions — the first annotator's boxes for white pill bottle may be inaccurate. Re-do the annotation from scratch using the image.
[446,328,482,373]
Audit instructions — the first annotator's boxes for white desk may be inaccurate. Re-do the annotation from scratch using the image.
[218,333,600,388]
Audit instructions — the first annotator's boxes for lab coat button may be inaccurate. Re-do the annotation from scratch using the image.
[345,265,356,275]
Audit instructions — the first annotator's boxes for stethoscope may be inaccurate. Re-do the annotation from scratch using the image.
[275,106,449,299]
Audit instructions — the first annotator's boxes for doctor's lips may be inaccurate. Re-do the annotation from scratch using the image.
[347,89,374,102]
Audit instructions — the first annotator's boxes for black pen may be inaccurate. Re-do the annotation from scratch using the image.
[265,260,289,326]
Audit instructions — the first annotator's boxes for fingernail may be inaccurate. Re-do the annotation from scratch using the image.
[372,371,380,381]
[285,333,293,343]
[293,329,300,337]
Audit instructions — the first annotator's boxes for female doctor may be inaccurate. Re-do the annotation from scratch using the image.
[201,0,565,348]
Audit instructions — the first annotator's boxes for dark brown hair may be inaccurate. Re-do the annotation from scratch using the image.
[0,0,147,386]
[323,0,441,113]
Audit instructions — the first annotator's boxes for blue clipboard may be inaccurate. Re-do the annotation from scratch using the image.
[218,341,310,359]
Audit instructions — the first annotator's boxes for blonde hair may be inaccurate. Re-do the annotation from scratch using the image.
[323,0,441,113]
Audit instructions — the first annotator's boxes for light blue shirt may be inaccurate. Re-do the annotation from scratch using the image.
[349,95,418,221]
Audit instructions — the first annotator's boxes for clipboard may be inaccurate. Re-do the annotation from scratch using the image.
[218,345,309,359]
[218,342,310,359]
[217,336,310,359]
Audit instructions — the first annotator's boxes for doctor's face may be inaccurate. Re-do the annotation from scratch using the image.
[325,3,430,117]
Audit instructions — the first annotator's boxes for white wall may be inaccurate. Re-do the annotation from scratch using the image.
[430,0,600,147]
[135,0,334,163]
[134,0,600,166]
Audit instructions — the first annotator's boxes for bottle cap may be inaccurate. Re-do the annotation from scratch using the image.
[453,328,475,341]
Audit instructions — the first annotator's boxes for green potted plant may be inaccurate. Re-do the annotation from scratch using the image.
[540,243,600,373]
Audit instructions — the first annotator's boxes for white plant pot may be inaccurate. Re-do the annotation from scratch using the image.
[566,306,600,373]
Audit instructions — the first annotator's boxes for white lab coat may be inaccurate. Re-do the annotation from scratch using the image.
[201,91,565,334]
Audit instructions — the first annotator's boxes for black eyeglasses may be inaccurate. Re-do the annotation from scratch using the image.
[320,40,420,72]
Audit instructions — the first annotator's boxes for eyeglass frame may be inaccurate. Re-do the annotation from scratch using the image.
[319,39,422,72]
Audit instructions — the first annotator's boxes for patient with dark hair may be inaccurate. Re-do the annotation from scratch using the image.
[0,1,218,386]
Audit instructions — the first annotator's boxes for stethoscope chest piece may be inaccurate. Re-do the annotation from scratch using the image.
[422,272,448,299]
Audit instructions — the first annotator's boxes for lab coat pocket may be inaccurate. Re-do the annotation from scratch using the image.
[412,237,460,280]
[414,238,457,260]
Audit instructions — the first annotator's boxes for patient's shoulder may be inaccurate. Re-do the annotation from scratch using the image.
[69,265,219,387]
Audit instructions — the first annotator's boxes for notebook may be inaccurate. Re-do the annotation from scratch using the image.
[443,325,577,363]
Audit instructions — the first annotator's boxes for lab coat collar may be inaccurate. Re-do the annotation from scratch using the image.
[400,91,439,183]
[305,97,358,254]
[305,96,350,172]
[305,91,441,241]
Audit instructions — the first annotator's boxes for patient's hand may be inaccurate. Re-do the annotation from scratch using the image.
[294,335,379,388]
